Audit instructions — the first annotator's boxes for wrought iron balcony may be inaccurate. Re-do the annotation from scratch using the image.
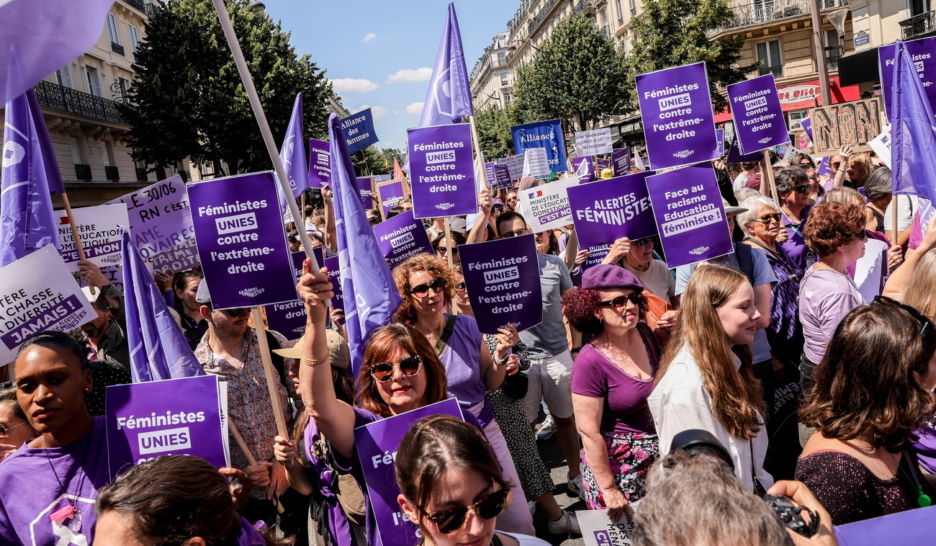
[601,24,611,38]
[759,64,783,78]
[712,0,848,35]
[124,0,146,12]
[900,11,936,40]
[574,0,597,15]
[75,164,92,181]
[528,0,562,38]
[34,80,127,124]
[111,42,125,56]
[105,166,120,182]
[144,2,162,19]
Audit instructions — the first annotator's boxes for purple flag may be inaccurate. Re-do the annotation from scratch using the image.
[374,210,434,267]
[611,148,631,176]
[418,3,473,128]
[890,39,936,205]
[277,93,308,201]
[1,89,64,267]
[646,162,734,268]
[328,113,402,374]
[568,172,656,249]
[570,157,596,183]
[308,138,330,188]
[377,180,406,219]
[458,234,543,335]
[727,74,790,155]
[0,0,114,106]
[636,62,719,170]
[120,227,203,383]
[408,123,477,218]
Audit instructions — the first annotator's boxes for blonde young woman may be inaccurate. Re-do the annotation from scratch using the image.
[647,265,773,494]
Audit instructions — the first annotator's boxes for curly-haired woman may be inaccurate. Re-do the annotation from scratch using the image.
[565,265,661,522]
[798,200,867,393]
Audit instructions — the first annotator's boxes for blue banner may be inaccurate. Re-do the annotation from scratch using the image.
[340,108,380,154]
[511,119,568,173]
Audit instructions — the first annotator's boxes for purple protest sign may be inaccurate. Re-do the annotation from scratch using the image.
[324,255,344,315]
[376,180,406,219]
[106,175,195,259]
[373,210,434,267]
[458,234,543,335]
[611,148,631,176]
[493,164,511,188]
[597,158,610,170]
[485,162,497,185]
[834,505,936,546]
[308,139,330,188]
[817,156,833,177]
[801,117,813,142]
[636,62,719,170]
[727,74,790,155]
[152,237,201,273]
[408,124,477,218]
[105,375,228,478]
[879,36,936,118]
[568,172,656,249]
[646,162,733,268]
[570,157,596,183]
[354,398,464,546]
[580,244,611,274]
[716,129,725,157]
[726,134,763,163]
[502,154,525,181]
[358,177,375,210]
[187,172,298,310]
[266,299,306,338]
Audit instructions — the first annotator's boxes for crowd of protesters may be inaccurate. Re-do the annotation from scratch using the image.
[1,144,935,546]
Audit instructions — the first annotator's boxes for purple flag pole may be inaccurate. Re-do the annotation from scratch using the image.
[890,39,936,208]
[120,227,203,383]
[329,114,403,375]
[210,0,320,273]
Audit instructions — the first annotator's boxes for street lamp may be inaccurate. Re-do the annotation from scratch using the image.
[248,1,266,12]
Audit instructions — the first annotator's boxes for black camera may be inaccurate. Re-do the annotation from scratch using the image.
[764,494,820,538]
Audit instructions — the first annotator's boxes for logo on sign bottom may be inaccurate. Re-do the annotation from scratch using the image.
[688,246,710,256]
[673,150,694,159]
[436,203,455,211]
[238,287,265,298]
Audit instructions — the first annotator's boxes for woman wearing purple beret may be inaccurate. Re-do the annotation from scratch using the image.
[563,265,662,522]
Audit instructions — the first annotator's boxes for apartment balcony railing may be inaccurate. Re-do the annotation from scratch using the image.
[111,42,125,56]
[75,164,92,181]
[144,2,162,19]
[600,24,611,38]
[574,0,597,15]
[528,0,562,38]
[900,11,936,40]
[124,0,146,12]
[34,80,128,124]
[105,166,120,182]
[712,0,847,35]
[759,64,783,78]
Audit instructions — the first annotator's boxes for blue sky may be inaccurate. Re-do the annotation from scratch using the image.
[263,0,518,151]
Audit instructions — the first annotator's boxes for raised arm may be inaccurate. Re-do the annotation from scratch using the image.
[322,186,338,254]
[467,187,492,245]
[883,216,936,301]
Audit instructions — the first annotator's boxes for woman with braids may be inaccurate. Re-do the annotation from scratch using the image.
[94,455,289,546]
[172,269,207,349]
[647,265,772,494]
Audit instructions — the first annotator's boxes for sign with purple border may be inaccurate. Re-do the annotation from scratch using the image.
[374,210,435,267]
[105,375,229,479]
[570,156,596,183]
[636,62,719,170]
[308,139,330,188]
[354,398,464,546]
[727,74,790,155]
[879,36,936,119]
[646,162,734,268]
[612,148,631,176]
[458,234,543,335]
[187,172,298,310]
[376,180,406,219]
[55,204,130,272]
[0,245,98,364]
[408,124,477,219]
[568,172,657,249]
[106,175,194,259]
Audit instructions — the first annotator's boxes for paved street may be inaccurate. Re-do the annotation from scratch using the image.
[531,434,586,546]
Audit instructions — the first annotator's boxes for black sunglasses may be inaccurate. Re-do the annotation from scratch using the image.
[754,213,782,224]
[853,229,868,241]
[597,293,642,308]
[369,355,422,383]
[222,308,248,318]
[410,278,447,297]
[831,161,841,169]
[427,488,511,534]
[635,237,655,247]
[792,184,811,194]
[455,282,467,292]
[874,296,935,347]
[437,246,458,256]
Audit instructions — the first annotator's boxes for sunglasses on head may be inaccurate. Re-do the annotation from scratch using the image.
[754,213,782,224]
[873,295,935,347]
[410,278,447,297]
[427,488,511,534]
[792,184,811,194]
[369,355,423,383]
[437,246,458,256]
[455,282,467,292]
[597,293,642,308]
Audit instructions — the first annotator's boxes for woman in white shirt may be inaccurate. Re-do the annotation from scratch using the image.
[647,264,773,494]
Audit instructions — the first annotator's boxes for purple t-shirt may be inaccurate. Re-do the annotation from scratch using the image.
[0,417,110,546]
[438,314,486,410]
[571,327,659,435]
[799,267,864,364]
[781,204,812,271]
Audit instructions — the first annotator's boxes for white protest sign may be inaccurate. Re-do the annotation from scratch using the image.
[522,147,550,179]
[0,245,97,365]
[575,128,614,156]
[577,507,638,546]
[867,125,892,168]
[55,204,130,272]
[855,237,889,303]
[105,175,195,259]
[517,176,581,233]
[780,145,798,163]
[501,154,525,181]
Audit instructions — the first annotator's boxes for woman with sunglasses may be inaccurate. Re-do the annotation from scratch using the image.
[798,201,867,394]
[602,235,678,340]
[433,231,466,267]
[391,254,536,535]
[564,266,661,522]
[396,415,550,546]
[649,265,773,494]
[796,302,936,526]
[774,167,815,271]
[0,387,36,462]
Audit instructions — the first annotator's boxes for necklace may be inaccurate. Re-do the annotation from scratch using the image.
[46,421,94,531]
[890,452,932,508]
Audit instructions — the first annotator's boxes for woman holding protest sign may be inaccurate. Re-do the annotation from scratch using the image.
[774,168,814,272]
[647,265,773,494]
[563,265,661,521]
[295,259,536,539]
[395,415,550,546]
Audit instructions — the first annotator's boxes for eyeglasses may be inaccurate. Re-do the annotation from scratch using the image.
[222,308,248,318]
[409,278,447,297]
[437,246,458,256]
[455,282,467,292]
[501,227,530,238]
[635,237,655,248]
[874,296,935,346]
[369,355,423,383]
[427,488,511,534]
[0,421,30,439]
[831,162,842,169]
[754,213,782,224]
[792,184,811,194]
[597,293,642,308]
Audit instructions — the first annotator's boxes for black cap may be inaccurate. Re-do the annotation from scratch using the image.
[670,429,735,470]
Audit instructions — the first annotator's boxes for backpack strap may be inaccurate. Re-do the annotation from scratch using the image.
[434,315,458,356]
[264,330,288,389]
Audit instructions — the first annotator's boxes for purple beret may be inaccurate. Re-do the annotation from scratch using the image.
[582,264,644,292]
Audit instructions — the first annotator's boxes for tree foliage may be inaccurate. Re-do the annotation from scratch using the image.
[623,0,758,113]
[120,0,332,176]
[512,14,630,131]
[473,103,527,160]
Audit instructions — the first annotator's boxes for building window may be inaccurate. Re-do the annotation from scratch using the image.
[70,137,83,164]
[503,92,513,106]
[107,13,120,44]
[911,0,932,17]
[129,24,140,53]
[616,0,624,22]
[629,0,636,15]
[86,66,102,97]
[788,110,807,131]
[118,78,129,103]
[756,40,782,77]
[825,29,841,70]
[500,71,509,86]
[55,66,73,88]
